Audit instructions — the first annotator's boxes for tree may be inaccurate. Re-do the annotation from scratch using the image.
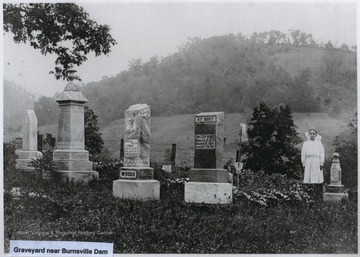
[241,102,301,178]
[3,3,117,80]
[84,106,104,161]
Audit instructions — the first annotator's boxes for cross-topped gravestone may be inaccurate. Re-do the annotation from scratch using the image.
[113,104,160,200]
[49,68,98,183]
[185,112,232,204]
[16,110,42,172]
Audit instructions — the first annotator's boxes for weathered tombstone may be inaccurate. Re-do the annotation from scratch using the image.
[323,153,348,202]
[162,165,172,173]
[113,104,160,200]
[185,112,232,204]
[15,110,42,171]
[49,69,98,183]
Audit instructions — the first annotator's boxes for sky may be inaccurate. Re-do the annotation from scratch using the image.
[2,1,358,97]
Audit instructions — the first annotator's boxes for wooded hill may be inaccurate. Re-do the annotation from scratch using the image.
[5,31,357,130]
[80,32,356,126]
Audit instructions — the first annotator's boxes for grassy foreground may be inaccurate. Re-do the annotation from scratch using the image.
[4,165,357,254]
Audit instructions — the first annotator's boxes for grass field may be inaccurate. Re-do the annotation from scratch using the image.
[3,165,357,254]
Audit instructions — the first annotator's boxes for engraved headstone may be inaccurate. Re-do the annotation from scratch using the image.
[185,112,232,204]
[15,110,42,171]
[323,153,348,201]
[49,68,98,183]
[113,104,160,200]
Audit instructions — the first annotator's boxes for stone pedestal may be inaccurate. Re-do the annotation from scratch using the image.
[323,192,348,202]
[185,112,232,204]
[323,153,348,202]
[16,151,42,171]
[113,180,160,200]
[185,182,232,204]
[48,71,98,184]
[189,168,229,183]
[15,110,42,172]
[113,104,160,200]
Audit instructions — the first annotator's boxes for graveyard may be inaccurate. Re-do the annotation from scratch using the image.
[3,2,358,255]
[3,75,357,253]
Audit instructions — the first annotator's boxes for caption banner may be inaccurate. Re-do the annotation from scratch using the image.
[10,240,113,257]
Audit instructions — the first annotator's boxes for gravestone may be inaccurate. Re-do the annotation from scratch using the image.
[15,110,42,171]
[185,112,232,204]
[323,153,348,202]
[49,69,98,183]
[113,104,160,200]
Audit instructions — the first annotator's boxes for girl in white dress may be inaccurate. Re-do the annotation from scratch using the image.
[301,128,325,184]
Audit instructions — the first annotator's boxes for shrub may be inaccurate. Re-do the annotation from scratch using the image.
[241,103,302,178]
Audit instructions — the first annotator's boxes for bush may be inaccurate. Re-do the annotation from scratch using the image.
[241,103,302,178]
[93,161,123,188]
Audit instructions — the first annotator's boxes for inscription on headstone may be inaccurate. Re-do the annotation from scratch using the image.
[194,112,224,169]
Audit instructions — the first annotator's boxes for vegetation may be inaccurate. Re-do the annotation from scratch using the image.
[332,112,357,200]
[3,143,357,254]
[3,3,117,80]
[84,106,104,161]
[241,103,301,178]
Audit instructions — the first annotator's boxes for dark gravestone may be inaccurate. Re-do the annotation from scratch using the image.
[194,112,224,168]
[185,112,232,204]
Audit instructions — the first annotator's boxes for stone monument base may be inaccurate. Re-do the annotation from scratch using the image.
[185,182,232,204]
[113,179,160,200]
[323,192,348,202]
[15,150,42,172]
[326,185,345,193]
[189,168,229,183]
[120,167,154,180]
[43,170,99,184]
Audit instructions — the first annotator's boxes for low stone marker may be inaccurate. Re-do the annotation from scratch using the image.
[113,104,160,200]
[184,112,232,204]
[49,69,98,183]
[323,153,348,202]
[15,110,42,172]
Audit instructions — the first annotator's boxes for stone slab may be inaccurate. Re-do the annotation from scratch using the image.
[120,167,154,180]
[16,159,36,171]
[323,192,348,202]
[53,150,90,160]
[326,185,345,193]
[16,150,42,160]
[189,168,229,183]
[162,165,172,173]
[43,170,98,184]
[22,110,38,151]
[184,182,232,204]
[113,179,160,200]
[54,160,93,171]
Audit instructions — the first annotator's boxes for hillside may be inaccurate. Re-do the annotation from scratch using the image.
[22,31,357,130]
[99,112,355,165]
[79,34,356,126]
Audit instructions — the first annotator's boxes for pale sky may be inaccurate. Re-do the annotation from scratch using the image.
[2,1,357,97]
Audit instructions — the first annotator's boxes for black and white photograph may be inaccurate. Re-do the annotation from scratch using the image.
[2,0,358,255]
